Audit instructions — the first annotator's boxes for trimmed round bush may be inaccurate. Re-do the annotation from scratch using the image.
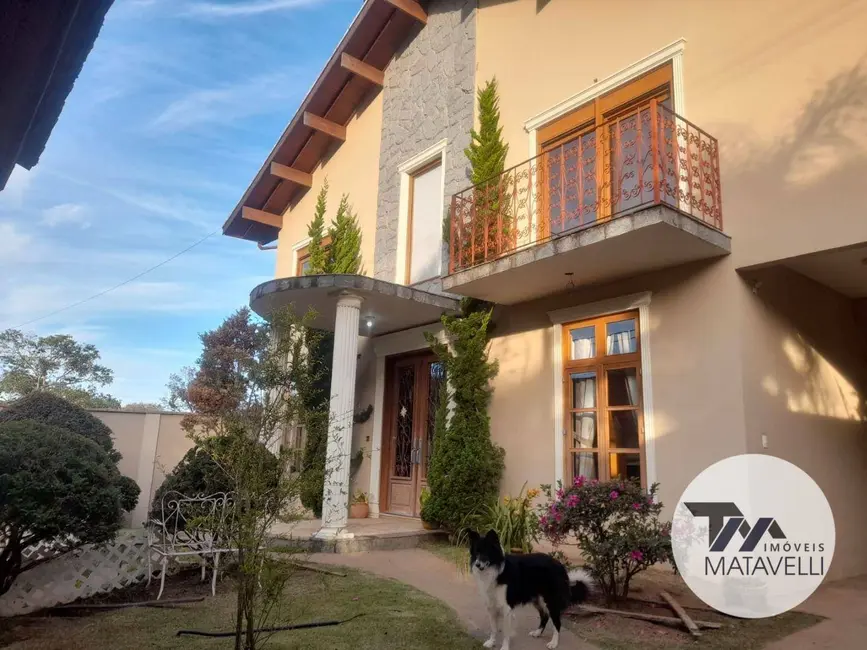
[0,419,133,595]
[0,391,118,461]
[150,436,280,521]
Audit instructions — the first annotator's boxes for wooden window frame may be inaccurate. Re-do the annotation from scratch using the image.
[562,309,646,487]
[536,64,674,239]
[405,158,443,285]
[295,236,331,276]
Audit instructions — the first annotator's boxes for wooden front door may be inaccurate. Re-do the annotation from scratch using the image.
[381,352,445,517]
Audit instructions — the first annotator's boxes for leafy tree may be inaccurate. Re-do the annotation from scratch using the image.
[0,329,120,409]
[305,179,330,275]
[166,308,270,418]
[0,391,119,461]
[327,194,363,274]
[421,305,504,530]
[0,419,139,596]
[175,305,328,649]
[122,402,163,412]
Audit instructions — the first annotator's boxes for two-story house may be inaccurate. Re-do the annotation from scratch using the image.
[222,0,867,580]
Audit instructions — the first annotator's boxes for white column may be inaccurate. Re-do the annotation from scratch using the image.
[315,292,363,539]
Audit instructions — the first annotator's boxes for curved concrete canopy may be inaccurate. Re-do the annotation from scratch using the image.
[249,274,460,337]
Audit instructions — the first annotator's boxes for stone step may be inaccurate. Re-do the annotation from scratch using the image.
[268,527,447,554]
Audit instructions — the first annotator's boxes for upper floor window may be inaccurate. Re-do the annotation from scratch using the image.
[406,159,444,284]
[538,63,673,238]
[295,236,331,276]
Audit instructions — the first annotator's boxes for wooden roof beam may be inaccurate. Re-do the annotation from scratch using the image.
[383,0,427,24]
[303,112,347,141]
[269,162,313,187]
[340,53,385,87]
[242,206,283,228]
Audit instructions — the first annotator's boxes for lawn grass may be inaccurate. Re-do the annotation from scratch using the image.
[0,565,480,650]
[419,538,470,572]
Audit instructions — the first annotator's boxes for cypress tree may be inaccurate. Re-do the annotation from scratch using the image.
[305,179,329,275]
[465,78,509,186]
[327,194,363,274]
[421,305,505,530]
[464,78,510,259]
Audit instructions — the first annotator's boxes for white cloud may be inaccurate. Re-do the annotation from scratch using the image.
[1,165,36,208]
[150,71,302,133]
[42,203,91,228]
[0,222,33,264]
[184,0,327,18]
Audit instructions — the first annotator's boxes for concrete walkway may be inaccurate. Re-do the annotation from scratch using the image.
[310,548,599,649]
[765,574,867,649]
[311,548,867,649]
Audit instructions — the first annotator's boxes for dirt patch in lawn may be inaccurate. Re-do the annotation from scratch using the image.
[566,568,824,650]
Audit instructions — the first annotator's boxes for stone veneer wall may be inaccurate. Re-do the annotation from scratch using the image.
[373,0,476,290]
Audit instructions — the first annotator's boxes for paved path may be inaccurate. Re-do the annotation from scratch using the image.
[764,574,867,649]
[310,548,867,649]
[309,548,600,649]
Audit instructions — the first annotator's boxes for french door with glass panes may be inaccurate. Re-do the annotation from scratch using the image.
[562,310,645,486]
[381,353,446,517]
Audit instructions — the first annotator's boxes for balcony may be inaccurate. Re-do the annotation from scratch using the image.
[443,101,731,304]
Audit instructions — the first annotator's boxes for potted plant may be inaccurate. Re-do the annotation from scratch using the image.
[420,487,438,530]
[349,491,369,519]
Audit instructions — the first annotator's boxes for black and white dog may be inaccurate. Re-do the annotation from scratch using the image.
[468,530,591,650]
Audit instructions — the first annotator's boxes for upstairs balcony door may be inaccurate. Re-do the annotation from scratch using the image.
[381,352,446,517]
[538,63,673,240]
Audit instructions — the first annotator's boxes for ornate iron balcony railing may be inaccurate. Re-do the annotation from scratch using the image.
[448,100,723,274]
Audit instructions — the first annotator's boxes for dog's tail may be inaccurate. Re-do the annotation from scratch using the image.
[567,568,592,604]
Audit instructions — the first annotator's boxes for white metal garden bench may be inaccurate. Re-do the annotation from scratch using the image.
[147,491,236,599]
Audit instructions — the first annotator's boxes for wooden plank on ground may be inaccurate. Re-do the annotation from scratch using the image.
[660,590,703,637]
[575,604,722,630]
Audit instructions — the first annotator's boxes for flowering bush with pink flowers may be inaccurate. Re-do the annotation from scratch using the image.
[537,477,672,604]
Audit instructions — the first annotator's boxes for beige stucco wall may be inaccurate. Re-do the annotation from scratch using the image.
[473,0,867,578]
[476,0,867,269]
[488,258,751,516]
[97,410,146,486]
[151,413,196,501]
[274,90,383,279]
[350,338,376,499]
[740,266,867,580]
[92,411,194,527]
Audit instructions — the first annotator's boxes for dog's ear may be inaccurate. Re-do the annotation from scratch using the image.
[467,529,480,547]
[484,529,500,545]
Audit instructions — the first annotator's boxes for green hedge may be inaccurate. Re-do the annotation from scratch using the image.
[0,391,118,461]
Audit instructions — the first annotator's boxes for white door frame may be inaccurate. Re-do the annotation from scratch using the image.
[368,324,446,516]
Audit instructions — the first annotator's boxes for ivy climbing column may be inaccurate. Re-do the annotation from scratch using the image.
[315,291,363,539]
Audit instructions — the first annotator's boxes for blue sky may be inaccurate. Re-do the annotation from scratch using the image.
[0,0,360,405]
